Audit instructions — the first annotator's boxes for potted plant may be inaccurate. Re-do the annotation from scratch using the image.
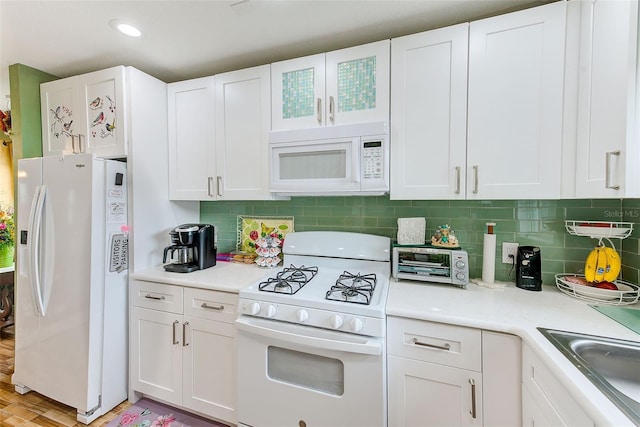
[0,205,15,268]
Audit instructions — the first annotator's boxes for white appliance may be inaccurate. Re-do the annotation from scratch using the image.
[269,121,389,196]
[236,231,390,427]
[13,154,129,424]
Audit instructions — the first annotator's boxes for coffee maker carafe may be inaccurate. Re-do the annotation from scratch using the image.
[163,224,217,273]
[516,246,542,291]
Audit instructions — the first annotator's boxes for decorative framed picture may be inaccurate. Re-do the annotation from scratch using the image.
[236,216,294,254]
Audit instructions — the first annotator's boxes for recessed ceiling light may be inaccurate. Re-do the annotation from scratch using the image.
[109,19,142,37]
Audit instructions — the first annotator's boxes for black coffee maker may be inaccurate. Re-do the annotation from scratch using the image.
[163,224,217,273]
[516,246,542,291]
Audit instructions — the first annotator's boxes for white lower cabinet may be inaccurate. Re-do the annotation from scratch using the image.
[130,280,238,425]
[522,343,595,427]
[387,317,521,427]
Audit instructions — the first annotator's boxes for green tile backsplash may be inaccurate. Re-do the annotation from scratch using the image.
[201,197,640,286]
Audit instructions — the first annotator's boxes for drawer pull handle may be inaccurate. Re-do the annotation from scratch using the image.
[201,303,224,311]
[469,378,477,419]
[412,338,451,351]
[172,320,179,345]
[144,294,166,301]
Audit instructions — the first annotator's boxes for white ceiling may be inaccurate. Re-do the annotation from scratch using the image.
[0,0,554,99]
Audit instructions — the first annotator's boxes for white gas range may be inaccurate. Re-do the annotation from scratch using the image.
[236,231,391,427]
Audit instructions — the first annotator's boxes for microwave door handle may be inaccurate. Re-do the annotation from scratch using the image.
[352,144,361,183]
[316,98,322,125]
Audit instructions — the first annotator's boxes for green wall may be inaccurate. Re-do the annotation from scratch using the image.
[9,64,58,161]
[201,197,640,286]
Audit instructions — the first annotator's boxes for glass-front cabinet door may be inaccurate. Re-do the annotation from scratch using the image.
[271,40,390,131]
[325,39,390,127]
[271,54,325,131]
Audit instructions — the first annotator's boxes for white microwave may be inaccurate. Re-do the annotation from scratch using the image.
[269,121,389,196]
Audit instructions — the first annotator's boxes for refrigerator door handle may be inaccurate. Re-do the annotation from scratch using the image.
[28,185,47,317]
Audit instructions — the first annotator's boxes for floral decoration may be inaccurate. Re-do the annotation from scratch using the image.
[0,205,14,249]
[237,216,294,253]
[0,109,11,141]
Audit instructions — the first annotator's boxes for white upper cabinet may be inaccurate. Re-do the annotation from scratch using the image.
[167,77,216,200]
[215,64,272,200]
[390,2,567,200]
[467,1,567,200]
[390,24,469,200]
[168,65,272,201]
[41,66,127,158]
[575,0,639,198]
[271,40,390,130]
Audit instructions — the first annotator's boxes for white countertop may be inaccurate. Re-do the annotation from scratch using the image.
[387,279,640,427]
[131,261,273,293]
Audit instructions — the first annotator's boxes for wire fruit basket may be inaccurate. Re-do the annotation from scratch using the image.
[565,220,633,240]
[555,274,639,305]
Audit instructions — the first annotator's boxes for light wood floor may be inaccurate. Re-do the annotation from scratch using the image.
[0,326,132,426]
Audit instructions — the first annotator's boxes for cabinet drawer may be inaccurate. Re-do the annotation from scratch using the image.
[522,343,595,427]
[387,317,481,371]
[131,280,183,314]
[184,287,237,323]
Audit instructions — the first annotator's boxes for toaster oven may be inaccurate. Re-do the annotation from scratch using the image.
[392,245,469,288]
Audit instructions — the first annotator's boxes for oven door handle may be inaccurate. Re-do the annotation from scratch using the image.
[235,316,382,356]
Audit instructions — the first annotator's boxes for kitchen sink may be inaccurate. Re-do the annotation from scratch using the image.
[538,328,640,424]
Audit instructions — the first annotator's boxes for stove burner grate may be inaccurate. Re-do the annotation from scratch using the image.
[258,265,318,295]
[325,271,377,305]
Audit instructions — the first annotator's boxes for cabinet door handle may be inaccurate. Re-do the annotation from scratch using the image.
[469,378,477,419]
[472,165,479,194]
[216,176,223,197]
[605,150,621,190]
[144,294,165,301]
[172,320,180,345]
[412,337,450,351]
[317,98,322,124]
[455,166,461,195]
[207,176,214,197]
[201,303,224,311]
[183,321,190,347]
[71,135,78,154]
[329,95,335,123]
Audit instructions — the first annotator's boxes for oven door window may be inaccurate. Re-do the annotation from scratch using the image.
[267,346,344,396]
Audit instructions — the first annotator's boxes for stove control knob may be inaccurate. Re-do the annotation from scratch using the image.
[330,315,344,329]
[265,304,277,318]
[246,302,261,315]
[350,318,363,332]
[296,309,309,322]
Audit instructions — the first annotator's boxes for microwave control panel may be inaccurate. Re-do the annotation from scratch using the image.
[362,140,384,180]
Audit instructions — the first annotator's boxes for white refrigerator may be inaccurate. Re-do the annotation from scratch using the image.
[13,153,129,424]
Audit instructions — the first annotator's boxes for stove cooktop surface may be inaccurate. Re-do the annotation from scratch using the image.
[239,255,390,319]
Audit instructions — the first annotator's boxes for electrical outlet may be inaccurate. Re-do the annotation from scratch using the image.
[502,242,519,264]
